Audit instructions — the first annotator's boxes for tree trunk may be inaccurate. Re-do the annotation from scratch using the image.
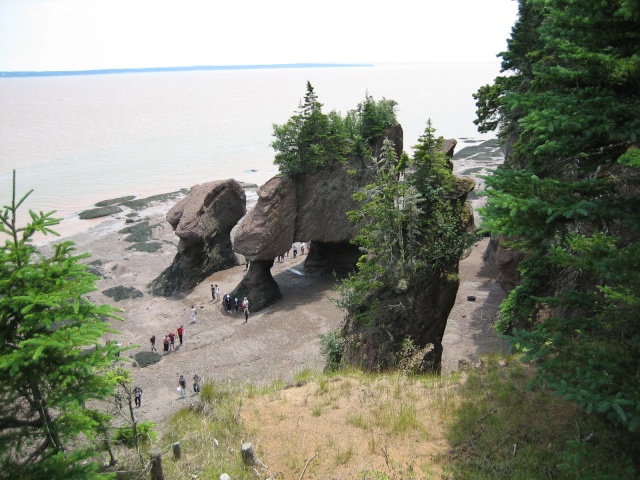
[172,441,181,460]
[150,449,164,480]
[241,442,258,465]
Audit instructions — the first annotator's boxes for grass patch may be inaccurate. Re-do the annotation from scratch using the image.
[109,359,638,479]
[438,355,639,479]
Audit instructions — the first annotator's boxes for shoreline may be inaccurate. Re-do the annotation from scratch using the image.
[32,181,261,244]
[29,136,495,244]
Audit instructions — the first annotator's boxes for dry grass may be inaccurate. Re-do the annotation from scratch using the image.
[242,370,458,479]
[109,358,638,479]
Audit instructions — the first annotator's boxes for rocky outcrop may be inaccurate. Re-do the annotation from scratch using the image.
[483,234,528,292]
[149,180,246,296]
[342,268,460,373]
[230,126,403,309]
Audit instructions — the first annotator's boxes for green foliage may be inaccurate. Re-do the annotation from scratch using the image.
[338,121,474,329]
[618,148,640,168]
[411,119,455,194]
[442,357,639,479]
[476,0,640,435]
[319,330,344,371]
[0,172,122,478]
[357,92,397,140]
[113,421,156,448]
[272,83,397,176]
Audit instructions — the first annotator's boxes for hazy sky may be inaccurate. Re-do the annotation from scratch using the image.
[0,0,519,71]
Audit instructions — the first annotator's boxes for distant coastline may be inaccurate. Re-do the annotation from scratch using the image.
[0,63,373,78]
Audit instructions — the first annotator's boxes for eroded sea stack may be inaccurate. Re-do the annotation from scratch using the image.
[149,179,246,296]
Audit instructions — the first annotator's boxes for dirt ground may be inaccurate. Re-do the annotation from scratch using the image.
[49,208,343,427]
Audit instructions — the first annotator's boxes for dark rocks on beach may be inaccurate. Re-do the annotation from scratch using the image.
[149,179,246,297]
[95,196,136,207]
[119,221,155,243]
[452,139,503,161]
[126,242,163,252]
[103,285,144,302]
[120,190,188,211]
[133,351,162,368]
[78,206,123,220]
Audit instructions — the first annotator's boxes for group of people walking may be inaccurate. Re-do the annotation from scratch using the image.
[177,373,201,398]
[150,325,185,354]
[144,282,257,403]
[212,284,251,322]
[277,242,309,262]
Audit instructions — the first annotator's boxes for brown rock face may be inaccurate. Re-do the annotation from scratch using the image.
[232,127,403,264]
[149,180,246,296]
[342,269,460,373]
[230,176,297,261]
[483,234,528,292]
[229,127,404,310]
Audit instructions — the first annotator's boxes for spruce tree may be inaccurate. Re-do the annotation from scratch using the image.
[0,172,122,478]
[475,0,640,433]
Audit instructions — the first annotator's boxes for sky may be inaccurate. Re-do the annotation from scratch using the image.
[0,0,519,72]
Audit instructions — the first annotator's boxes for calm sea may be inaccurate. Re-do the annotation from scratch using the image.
[0,63,500,237]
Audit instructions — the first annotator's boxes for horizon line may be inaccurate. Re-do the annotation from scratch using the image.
[0,63,374,78]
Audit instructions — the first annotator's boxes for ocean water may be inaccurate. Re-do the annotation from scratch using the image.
[0,63,500,236]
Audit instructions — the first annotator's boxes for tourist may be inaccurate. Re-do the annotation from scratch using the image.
[163,335,170,354]
[223,293,232,313]
[150,334,157,352]
[211,284,215,301]
[215,284,220,302]
[168,331,176,350]
[190,305,197,324]
[242,297,250,323]
[178,375,187,398]
[292,243,298,258]
[300,243,305,255]
[133,386,143,407]
[234,297,240,314]
[193,374,201,394]
[177,325,184,345]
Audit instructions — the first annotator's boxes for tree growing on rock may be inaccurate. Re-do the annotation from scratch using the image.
[272,83,398,176]
[336,122,475,372]
[0,172,123,478]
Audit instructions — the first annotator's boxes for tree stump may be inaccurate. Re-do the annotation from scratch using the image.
[240,442,258,465]
[150,449,164,480]
[172,441,181,460]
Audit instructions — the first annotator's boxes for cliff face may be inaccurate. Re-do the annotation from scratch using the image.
[231,125,403,262]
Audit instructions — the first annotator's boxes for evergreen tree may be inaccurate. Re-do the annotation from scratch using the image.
[272,85,398,176]
[475,0,640,434]
[272,81,348,176]
[0,173,122,478]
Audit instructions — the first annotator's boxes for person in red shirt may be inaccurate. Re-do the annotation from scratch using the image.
[177,325,184,345]
[168,331,176,350]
